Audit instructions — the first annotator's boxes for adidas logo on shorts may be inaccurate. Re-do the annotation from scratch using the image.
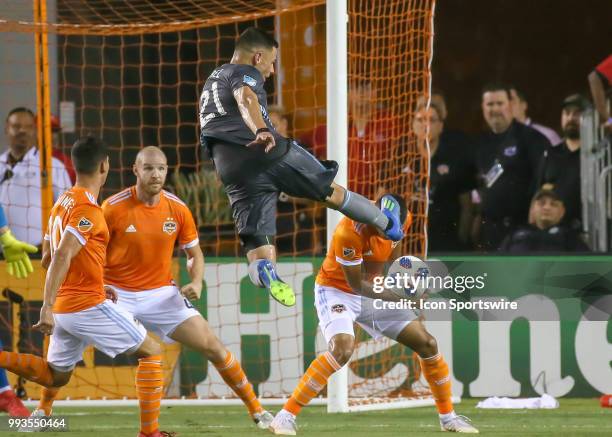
[125,224,137,233]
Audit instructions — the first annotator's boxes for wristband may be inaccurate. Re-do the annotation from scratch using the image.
[607,117,612,124]
[256,127,270,135]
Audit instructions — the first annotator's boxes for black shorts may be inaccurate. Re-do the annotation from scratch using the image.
[208,139,338,244]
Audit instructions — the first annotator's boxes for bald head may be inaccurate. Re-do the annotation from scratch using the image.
[135,146,167,167]
[133,146,168,198]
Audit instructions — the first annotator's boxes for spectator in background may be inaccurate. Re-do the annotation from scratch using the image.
[588,54,612,133]
[500,189,589,253]
[415,88,448,121]
[0,107,71,246]
[268,106,323,255]
[537,94,589,230]
[473,83,549,251]
[299,80,396,199]
[510,87,561,146]
[412,102,476,252]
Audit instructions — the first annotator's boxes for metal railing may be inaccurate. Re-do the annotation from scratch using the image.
[580,107,612,252]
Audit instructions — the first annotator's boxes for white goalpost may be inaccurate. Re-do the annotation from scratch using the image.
[323,0,459,414]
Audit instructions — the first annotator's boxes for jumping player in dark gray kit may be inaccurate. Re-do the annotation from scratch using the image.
[199,27,403,307]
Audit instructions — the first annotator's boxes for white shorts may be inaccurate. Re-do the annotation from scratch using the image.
[48,301,147,371]
[111,285,201,343]
[314,283,418,344]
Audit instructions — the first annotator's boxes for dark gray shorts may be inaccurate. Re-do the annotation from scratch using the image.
[209,139,338,243]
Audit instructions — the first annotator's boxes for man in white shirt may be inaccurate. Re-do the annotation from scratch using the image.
[0,107,71,246]
[510,88,561,146]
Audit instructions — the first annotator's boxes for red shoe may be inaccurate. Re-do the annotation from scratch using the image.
[0,390,30,417]
[137,431,177,437]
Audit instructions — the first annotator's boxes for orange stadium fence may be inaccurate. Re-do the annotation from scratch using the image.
[0,0,436,411]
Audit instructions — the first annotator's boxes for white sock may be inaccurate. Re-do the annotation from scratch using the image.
[280,408,296,419]
[439,411,456,422]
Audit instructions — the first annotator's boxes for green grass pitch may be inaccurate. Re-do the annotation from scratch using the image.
[3,399,610,436]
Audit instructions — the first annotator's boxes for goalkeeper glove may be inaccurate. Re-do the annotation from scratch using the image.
[0,230,38,279]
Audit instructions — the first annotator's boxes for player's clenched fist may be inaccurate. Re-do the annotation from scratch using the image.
[181,282,202,300]
[33,304,55,335]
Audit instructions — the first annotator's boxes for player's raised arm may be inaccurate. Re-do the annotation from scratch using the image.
[233,86,275,152]
[35,231,83,335]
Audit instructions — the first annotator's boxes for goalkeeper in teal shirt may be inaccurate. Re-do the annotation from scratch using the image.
[0,205,38,279]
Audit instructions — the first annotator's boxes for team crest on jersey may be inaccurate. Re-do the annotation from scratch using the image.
[77,217,93,232]
[163,218,177,235]
[331,304,346,314]
[243,75,257,87]
[343,247,356,258]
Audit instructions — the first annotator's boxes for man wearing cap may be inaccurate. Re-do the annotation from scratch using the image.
[499,189,589,253]
[473,82,549,251]
[537,94,589,230]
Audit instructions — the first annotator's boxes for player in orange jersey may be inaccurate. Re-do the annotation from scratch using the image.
[33,146,273,430]
[270,194,478,435]
[0,137,173,437]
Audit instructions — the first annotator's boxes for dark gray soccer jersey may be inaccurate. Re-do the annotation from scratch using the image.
[199,63,287,158]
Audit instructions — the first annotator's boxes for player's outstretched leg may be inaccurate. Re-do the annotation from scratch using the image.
[0,339,29,417]
[0,350,58,388]
[270,335,350,435]
[325,185,404,241]
[396,321,479,433]
[170,315,273,429]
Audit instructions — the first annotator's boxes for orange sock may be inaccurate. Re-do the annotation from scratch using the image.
[284,352,341,416]
[420,353,453,415]
[136,355,163,435]
[213,351,262,416]
[38,387,60,415]
[0,351,54,387]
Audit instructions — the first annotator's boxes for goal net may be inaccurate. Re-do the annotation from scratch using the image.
[0,0,435,407]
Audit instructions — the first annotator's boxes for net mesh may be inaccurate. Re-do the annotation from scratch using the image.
[0,0,434,401]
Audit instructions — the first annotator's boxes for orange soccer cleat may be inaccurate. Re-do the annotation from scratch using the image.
[0,390,30,417]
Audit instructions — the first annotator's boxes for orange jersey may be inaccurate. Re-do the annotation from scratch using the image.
[45,186,108,313]
[316,215,412,293]
[102,187,199,291]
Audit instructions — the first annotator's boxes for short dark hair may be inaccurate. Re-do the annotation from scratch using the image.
[376,193,408,225]
[71,136,108,175]
[510,87,527,102]
[482,82,512,100]
[6,107,35,123]
[235,27,278,52]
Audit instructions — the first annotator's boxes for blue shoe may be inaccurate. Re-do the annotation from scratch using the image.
[381,194,404,241]
[257,260,296,307]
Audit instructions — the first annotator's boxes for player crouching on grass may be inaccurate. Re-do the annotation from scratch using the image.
[31,146,274,430]
[269,194,478,435]
[0,137,174,437]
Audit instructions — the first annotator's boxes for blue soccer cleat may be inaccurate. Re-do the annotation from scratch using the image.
[257,260,296,307]
[381,194,404,241]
